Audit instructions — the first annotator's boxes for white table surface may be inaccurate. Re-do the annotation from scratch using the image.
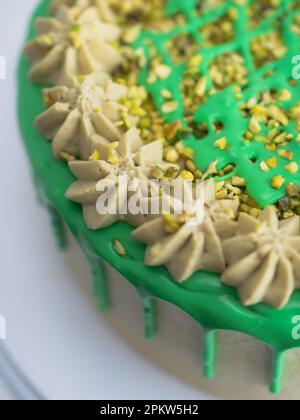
[0,379,13,401]
[0,0,214,400]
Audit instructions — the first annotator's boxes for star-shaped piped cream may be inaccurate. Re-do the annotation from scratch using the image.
[50,0,116,23]
[222,206,300,308]
[34,72,138,160]
[133,179,238,282]
[24,6,120,85]
[65,127,174,229]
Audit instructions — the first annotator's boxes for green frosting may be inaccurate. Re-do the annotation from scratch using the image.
[18,0,300,394]
[134,0,300,207]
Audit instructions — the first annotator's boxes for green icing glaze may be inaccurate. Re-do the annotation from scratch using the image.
[202,328,217,380]
[134,0,300,207]
[18,0,300,394]
[47,204,68,250]
[141,296,157,340]
[270,350,286,395]
[79,235,111,313]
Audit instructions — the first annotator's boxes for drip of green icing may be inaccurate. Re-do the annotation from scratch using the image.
[33,172,47,207]
[47,204,68,250]
[32,174,68,250]
[90,257,110,313]
[202,328,217,380]
[142,298,157,340]
[139,288,157,339]
[134,0,300,207]
[18,0,300,394]
[79,236,110,312]
[33,172,67,248]
[270,350,286,394]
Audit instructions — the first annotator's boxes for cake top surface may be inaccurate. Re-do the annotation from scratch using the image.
[130,0,300,208]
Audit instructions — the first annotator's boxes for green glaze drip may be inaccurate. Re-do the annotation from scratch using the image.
[134,0,300,207]
[142,297,157,340]
[78,236,110,312]
[47,204,68,250]
[89,256,110,313]
[202,328,217,380]
[33,172,47,207]
[18,0,300,394]
[33,172,67,248]
[139,288,157,339]
[270,350,286,394]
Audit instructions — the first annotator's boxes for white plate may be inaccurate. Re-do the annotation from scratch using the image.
[0,0,213,400]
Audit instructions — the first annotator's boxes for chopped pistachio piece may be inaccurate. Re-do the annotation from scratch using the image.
[77,75,85,84]
[286,183,300,197]
[266,157,278,168]
[71,23,81,32]
[185,159,196,173]
[278,149,293,160]
[195,77,207,97]
[155,64,171,80]
[250,208,262,218]
[164,147,179,163]
[271,175,285,189]
[216,189,227,199]
[260,161,270,172]
[214,137,228,150]
[37,34,54,47]
[231,176,245,187]
[89,150,100,161]
[122,25,141,43]
[180,170,194,181]
[265,143,277,152]
[165,120,181,141]
[162,101,178,114]
[249,117,261,134]
[60,152,76,162]
[285,162,299,174]
[152,166,165,180]
[267,105,288,126]
[114,240,127,257]
[44,93,54,108]
[278,89,292,102]
[161,89,172,99]
[69,32,82,49]
[163,214,180,233]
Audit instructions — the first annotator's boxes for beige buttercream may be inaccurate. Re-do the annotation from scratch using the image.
[34,72,138,159]
[222,206,300,308]
[24,6,120,85]
[50,0,116,23]
[65,127,175,229]
[133,179,238,282]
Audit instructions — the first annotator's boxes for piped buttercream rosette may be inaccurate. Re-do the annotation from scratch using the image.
[50,0,116,23]
[133,179,238,282]
[34,72,138,160]
[65,127,176,229]
[221,206,300,309]
[24,6,120,85]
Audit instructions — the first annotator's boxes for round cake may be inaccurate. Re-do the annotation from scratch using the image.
[19,0,300,400]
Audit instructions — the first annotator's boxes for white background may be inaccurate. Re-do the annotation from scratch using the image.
[0,0,212,400]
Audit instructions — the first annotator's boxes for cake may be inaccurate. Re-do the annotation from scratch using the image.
[19,0,300,399]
